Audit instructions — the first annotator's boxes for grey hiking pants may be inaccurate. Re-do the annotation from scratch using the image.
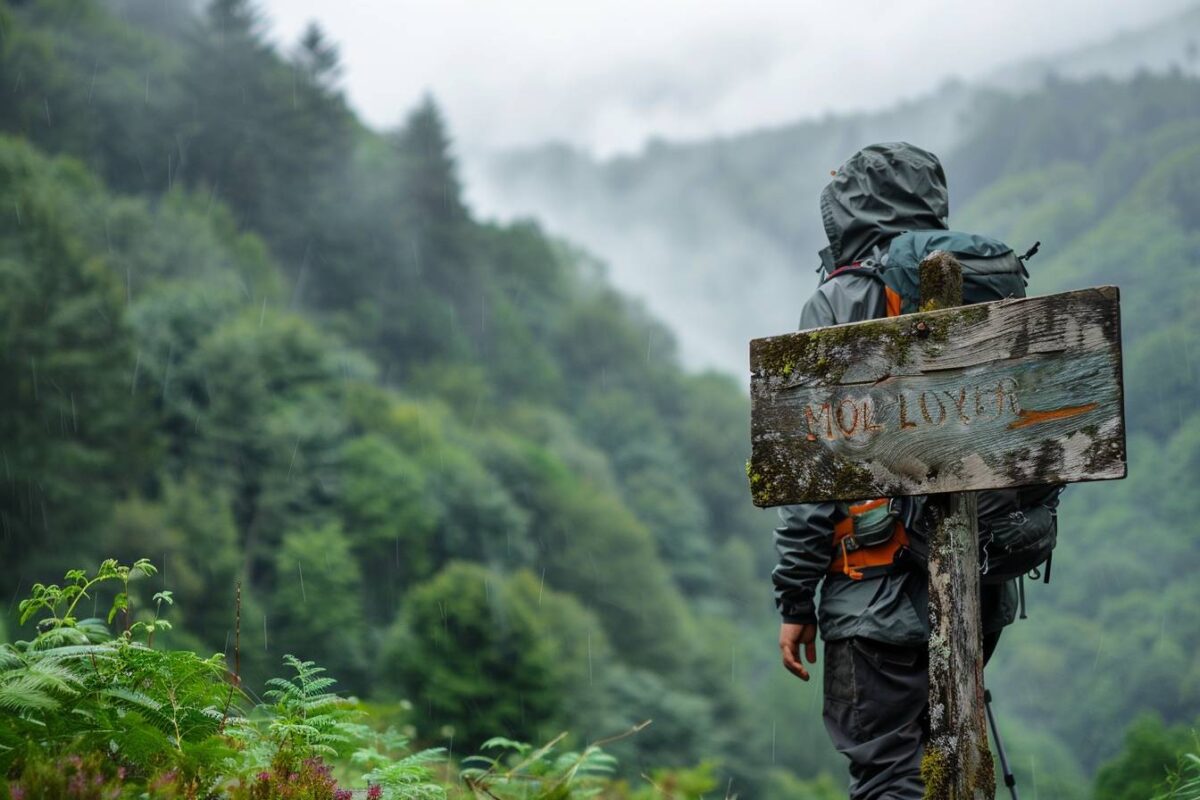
[823,634,1002,799]
[823,638,927,800]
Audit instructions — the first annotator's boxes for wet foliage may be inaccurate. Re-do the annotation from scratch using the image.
[0,0,1198,797]
[0,0,777,794]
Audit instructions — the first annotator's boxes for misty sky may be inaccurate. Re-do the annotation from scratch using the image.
[258,0,1195,157]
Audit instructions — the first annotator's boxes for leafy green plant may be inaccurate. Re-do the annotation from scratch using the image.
[4,558,445,798]
[17,557,156,640]
[227,653,368,794]
[461,733,620,800]
[1096,716,1199,800]
[227,661,447,800]
[263,655,359,759]
[351,727,446,800]
[1154,745,1200,800]
[0,554,678,799]
[2,559,241,794]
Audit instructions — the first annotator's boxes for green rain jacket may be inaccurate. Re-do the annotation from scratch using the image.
[772,142,1020,645]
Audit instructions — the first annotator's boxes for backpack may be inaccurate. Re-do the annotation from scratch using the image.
[822,230,1060,587]
[874,229,1029,313]
[976,485,1063,585]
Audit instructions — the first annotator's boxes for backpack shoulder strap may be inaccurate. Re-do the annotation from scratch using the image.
[821,261,903,318]
[823,262,877,281]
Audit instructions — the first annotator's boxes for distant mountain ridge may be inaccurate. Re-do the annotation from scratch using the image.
[985,3,1200,91]
[469,3,1200,374]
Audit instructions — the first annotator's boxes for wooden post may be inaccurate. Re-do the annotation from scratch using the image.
[919,252,994,799]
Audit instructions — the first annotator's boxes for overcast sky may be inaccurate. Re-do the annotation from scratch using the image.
[259,1,1194,157]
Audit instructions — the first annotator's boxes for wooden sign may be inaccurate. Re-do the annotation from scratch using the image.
[749,286,1126,506]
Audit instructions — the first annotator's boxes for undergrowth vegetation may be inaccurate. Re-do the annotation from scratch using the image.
[0,559,725,800]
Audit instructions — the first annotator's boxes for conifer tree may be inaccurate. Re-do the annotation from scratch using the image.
[294,22,342,88]
[175,0,350,265]
[395,96,473,304]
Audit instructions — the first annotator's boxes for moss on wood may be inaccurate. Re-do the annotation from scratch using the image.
[921,739,995,798]
[751,301,990,390]
[749,441,875,507]
[921,747,952,800]
[751,322,876,385]
[919,250,965,311]
[976,743,996,797]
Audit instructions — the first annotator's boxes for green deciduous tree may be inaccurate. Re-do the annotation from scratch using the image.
[0,139,157,588]
[105,475,241,650]
[338,434,440,619]
[380,562,606,750]
[270,524,369,694]
[538,481,694,675]
[188,310,371,576]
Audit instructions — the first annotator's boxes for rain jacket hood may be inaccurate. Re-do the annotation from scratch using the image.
[819,142,949,270]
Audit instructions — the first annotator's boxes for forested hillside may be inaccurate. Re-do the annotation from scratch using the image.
[1,0,1198,797]
[0,0,797,794]
[479,40,1200,795]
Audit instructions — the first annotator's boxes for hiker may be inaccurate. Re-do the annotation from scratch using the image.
[773,142,1062,799]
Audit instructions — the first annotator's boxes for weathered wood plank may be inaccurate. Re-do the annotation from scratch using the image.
[749,285,1126,506]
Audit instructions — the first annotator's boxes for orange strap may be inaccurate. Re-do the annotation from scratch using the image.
[885,286,903,318]
[829,500,910,580]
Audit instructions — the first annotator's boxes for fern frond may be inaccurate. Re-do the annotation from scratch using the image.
[0,675,62,713]
[28,626,91,650]
[479,737,530,754]
[102,687,177,735]
[364,747,448,800]
[0,654,87,717]
[0,646,24,670]
[297,676,338,695]
[24,656,88,687]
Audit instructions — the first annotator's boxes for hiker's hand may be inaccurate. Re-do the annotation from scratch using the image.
[779,623,818,681]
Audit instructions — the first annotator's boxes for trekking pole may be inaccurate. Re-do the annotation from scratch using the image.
[984,689,1019,800]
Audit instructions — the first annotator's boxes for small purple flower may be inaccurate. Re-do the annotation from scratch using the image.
[10,784,27,800]
[117,767,127,780]
[335,790,353,800]
[368,784,383,800]
[257,771,271,783]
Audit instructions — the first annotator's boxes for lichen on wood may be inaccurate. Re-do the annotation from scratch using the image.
[924,492,994,799]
